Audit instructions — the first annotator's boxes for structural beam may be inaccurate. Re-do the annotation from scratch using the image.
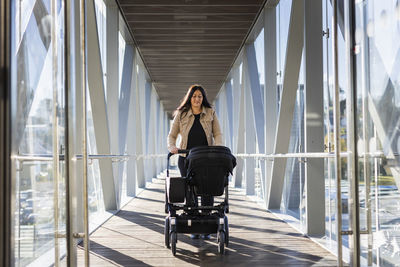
[225,82,234,149]
[246,43,265,154]
[126,49,137,196]
[155,94,162,174]
[135,64,145,188]
[106,0,121,206]
[264,6,277,204]
[304,0,325,236]
[144,81,153,181]
[87,0,117,210]
[243,56,256,195]
[106,2,119,155]
[267,0,304,209]
[246,43,266,197]
[234,65,245,187]
[118,44,134,202]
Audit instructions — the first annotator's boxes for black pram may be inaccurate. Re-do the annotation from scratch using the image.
[164,146,236,255]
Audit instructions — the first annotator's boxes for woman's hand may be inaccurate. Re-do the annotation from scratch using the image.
[170,147,178,154]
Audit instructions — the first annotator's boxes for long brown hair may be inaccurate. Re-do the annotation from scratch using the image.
[174,84,212,117]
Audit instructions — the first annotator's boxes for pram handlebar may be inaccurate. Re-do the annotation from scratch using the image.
[167,149,189,177]
[167,149,189,160]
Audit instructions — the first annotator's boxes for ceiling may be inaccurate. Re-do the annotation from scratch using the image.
[117,0,269,117]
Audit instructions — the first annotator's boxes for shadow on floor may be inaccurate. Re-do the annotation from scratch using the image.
[229,223,305,238]
[79,240,152,267]
[169,234,336,266]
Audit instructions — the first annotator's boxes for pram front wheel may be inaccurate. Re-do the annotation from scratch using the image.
[218,231,225,254]
[164,217,170,248]
[171,231,177,256]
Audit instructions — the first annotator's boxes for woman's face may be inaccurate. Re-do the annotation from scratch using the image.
[190,90,203,109]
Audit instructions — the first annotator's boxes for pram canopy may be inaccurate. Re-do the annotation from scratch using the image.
[185,146,236,196]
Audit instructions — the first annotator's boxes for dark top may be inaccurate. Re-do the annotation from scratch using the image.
[186,114,208,150]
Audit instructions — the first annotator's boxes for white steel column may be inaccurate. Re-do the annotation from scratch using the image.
[246,43,265,154]
[156,100,164,174]
[246,43,266,197]
[225,81,234,149]
[105,0,120,206]
[234,63,245,187]
[126,49,137,196]
[148,85,157,178]
[118,43,134,203]
[218,87,228,146]
[304,0,325,236]
[135,63,145,188]
[264,6,278,204]
[243,55,256,195]
[105,4,119,151]
[87,0,117,210]
[144,81,152,181]
[267,0,304,209]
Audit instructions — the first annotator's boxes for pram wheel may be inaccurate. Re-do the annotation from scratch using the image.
[218,231,225,254]
[164,217,170,248]
[171,231,177,256]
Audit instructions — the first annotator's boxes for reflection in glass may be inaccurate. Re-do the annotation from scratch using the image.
[11,0,67,266]
[356,1,400,266]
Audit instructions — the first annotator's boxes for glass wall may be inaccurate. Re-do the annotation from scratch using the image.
[276,0,291,109]
[11,0,67,265]
[215,1,400,265]
[276,0,311,233]
[7,0,169,266]
[355,1,400,265]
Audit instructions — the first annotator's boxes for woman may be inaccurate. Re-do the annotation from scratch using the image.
[167,84,223,239]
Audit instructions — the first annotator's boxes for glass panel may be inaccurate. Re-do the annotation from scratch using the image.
[86,95,107,229]
[355,1,400,266]
[94,0,107,94]
[280,55,305,226]
[276,0,306,230]
[254,28,265,97]
[318,0,350,261]
[322,0,336,249]
[11,0,67,265]
[276,0,292,109]
[119,31,126,96]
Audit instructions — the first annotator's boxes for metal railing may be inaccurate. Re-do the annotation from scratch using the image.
[12,153,167,165]
[12,151,387,163]
[234,151,385,160]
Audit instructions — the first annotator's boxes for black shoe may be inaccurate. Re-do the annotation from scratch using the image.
[201,234,211,240]
[190,234,200,239]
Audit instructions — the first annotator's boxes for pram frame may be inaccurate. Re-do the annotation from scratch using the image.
[164,149,230,255]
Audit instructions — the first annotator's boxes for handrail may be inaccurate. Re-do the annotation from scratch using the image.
[11,153,168,163]
[234,151,385,160]
[12,151,388,163]
[235,152,346,159]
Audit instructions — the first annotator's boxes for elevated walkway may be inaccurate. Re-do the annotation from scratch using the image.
[77,172,337,266]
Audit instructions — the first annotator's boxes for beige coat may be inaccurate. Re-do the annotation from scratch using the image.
[167,107,223,154]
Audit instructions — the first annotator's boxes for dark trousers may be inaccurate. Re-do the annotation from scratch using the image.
[178,156,214,206]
